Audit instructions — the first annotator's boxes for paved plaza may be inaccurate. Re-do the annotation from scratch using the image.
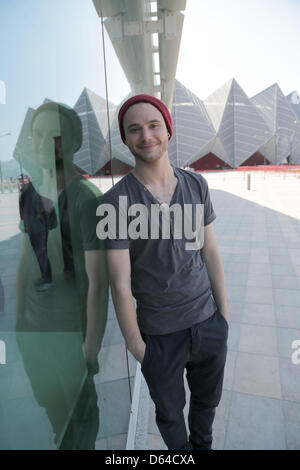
[1,170,300,449]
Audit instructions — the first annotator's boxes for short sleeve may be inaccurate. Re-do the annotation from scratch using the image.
[201,177,216,226]
[100,193,130,250]
[79,193,106,251]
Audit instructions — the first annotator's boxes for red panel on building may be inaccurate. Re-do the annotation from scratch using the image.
[190,153,232,171]
[96,159,134,176]
[239,152,270,166]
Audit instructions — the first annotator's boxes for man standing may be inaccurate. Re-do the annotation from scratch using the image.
[102,94,229,450]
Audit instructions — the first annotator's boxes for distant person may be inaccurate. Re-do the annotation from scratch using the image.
[15,102,109,449]
[102,94,229,450]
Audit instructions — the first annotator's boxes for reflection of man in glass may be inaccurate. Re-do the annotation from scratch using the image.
[19,168,57,292]
[15,102,109,449]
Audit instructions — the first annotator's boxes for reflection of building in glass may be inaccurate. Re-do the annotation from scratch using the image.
[13,79,300,178]
[98,94,136,176]
[13,107,41,180]
[74,88,116,175]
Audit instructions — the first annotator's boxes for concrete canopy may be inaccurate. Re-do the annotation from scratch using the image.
[92,0,186,109]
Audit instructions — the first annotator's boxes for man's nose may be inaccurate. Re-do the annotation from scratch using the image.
[140,127,152,142]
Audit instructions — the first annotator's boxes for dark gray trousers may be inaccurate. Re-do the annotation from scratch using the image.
[141,309,228,450]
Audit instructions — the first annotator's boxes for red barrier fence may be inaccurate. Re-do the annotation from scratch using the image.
[237,165,300,172]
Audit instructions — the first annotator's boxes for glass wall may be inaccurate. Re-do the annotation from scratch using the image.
[0,0,133,450]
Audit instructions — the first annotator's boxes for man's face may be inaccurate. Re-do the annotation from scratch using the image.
[31,110,73,169]
[123,102,169,164]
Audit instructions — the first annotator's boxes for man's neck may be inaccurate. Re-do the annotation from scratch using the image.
[132,154,174,186]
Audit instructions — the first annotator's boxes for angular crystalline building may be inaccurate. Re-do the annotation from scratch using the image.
[74,88,117,175]
[251,84,300,165]
[13,79,300,177]
[13,107,41,180]
[107,95,136,170]
[168,80,215,168]
[202,78,272,168]
[286,91,300,163]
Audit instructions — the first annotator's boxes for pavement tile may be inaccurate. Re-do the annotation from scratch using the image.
[233,352,281,399]
[225,262,248,274]
[238,324,278,356]
[249,255,269,264]
[230,247,251,254]
[148,434,167,450]
[247,273,272,288]
[227,322,241,352]
[98,344,136,383]
[223,350,237,391]
[243,303,276,326]
[275,305,300,329]
[245,286,273,304]
[270,264,296,276]
[271,275,300,290]
[224,392,286,450]
[226,285,246,303]
[96,379,132,439]
[269,247,289,256]
[101,319,124,348]
[291,256,300,266]
[248,263,271,274]
[269,254,293,265]
[288,249,300,257]
[277,327,300,359]
[279,357,300,403]
[218,245,232,253]
[273,288,300,307]
[95,434,128,450]
[213,390,232,450]
[228,254,250,264]
[294,265,300,277]
[268,238,286,247]
[225,271,248,287]
[227,301,244,322]
[282,401,300,450]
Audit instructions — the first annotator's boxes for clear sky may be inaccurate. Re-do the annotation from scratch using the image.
[1,0,300,161]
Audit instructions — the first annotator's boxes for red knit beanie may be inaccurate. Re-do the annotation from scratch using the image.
[118,94,173,144]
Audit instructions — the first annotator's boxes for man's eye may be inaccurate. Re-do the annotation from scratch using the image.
[129,128,139,133]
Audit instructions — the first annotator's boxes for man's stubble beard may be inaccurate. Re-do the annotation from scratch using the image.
[128,141,168,165]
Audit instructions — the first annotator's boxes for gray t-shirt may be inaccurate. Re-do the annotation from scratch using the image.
[102,167,217,335]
